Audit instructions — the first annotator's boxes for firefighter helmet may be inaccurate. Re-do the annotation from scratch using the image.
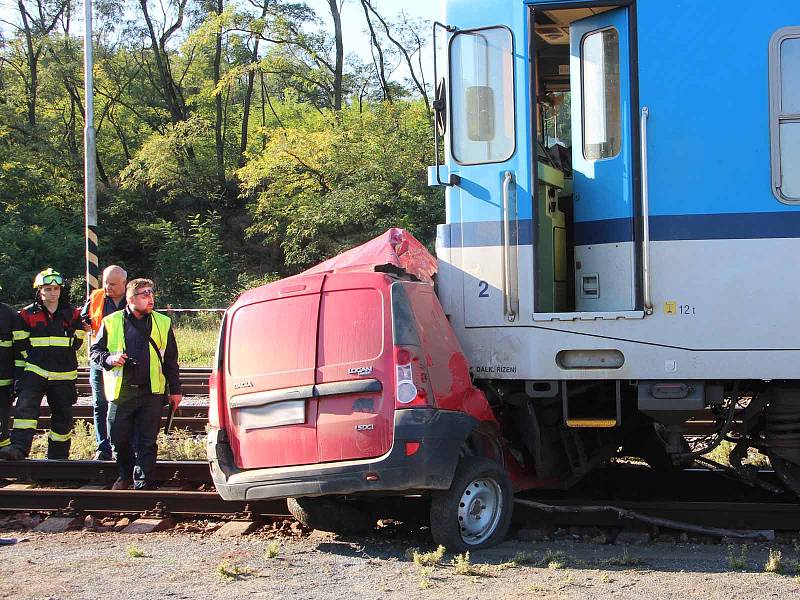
[33,268,64,288]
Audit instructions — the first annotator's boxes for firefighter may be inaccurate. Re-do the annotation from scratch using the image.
[81,265,127,460]
[0,269,85,461]
[0,290,15,450]
[90,278,181,490]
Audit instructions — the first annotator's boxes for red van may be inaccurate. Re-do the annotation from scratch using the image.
[208,230,515,550]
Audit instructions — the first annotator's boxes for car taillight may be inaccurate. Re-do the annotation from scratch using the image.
[395,346,434,408]
[208,370,222,428]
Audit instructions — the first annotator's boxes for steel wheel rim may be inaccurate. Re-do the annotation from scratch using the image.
[456,476,503,546]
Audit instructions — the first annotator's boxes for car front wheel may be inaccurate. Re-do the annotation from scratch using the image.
[429,455,513,552]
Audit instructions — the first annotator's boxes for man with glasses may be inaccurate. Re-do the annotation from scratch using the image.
[0,269,85,461]
[90,279,182,490]
[81,265,127,460]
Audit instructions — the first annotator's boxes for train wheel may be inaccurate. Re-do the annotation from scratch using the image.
[429,456,513,552]
[767,454,800,497]
[287,496,376,534]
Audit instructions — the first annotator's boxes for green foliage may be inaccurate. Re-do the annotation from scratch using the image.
[0,0,436,309]
[240,100,442,271]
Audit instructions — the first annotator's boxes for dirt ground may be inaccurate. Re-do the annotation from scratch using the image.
[1,519,800,600]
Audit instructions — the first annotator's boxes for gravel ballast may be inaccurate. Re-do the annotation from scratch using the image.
[1,524,799,599]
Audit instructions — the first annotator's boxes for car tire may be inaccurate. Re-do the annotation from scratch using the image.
[429,455,513,552]
[287,496,376,534]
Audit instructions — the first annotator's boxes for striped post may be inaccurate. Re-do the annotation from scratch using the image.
[83,0,98,296]
[86,223,99,291]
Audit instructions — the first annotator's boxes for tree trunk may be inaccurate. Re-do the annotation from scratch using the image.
[239,3,268,167]
[137,0,187,124]
[360,0,390,102]
[327,0,344,110]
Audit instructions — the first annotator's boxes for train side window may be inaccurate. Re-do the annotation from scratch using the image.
[449,26,515,165]
[581,28,621,161]
[770,27,800,203]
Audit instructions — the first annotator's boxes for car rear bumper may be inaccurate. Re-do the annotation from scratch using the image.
[208,409,477,501]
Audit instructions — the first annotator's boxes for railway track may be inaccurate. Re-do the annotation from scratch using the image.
[74,366,211,397]
[2,462,800,536]
[35,404,209,432]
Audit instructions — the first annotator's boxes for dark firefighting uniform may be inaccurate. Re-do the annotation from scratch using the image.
[0,302,15,448]
[10,300,85,458]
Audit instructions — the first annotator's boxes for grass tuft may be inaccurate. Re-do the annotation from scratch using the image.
[603,548,642,567]
[764,549,783,574]
[411,545,446,567]
[126,545,147,558]
[511,551,537,565]
[418,565,434,589]
[541,549,568,570]
[216,560,255,580]
[452,552,492,577]
[265,541,280,559]
[727,544,748,571]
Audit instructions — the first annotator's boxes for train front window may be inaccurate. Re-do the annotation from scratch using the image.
[449,26,515,165]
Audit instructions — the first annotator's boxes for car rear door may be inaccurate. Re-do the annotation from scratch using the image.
[315,273,395,462]
[225,275,323,469]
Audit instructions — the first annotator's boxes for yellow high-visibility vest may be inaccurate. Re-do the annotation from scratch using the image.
[102,310,171,401]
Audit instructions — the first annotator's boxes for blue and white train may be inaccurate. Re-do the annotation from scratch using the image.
[429,0,800,490]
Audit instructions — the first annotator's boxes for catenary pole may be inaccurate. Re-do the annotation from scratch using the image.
[83,0,99,295]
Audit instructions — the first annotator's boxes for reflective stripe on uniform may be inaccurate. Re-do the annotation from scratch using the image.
[24,363,77,381]
[12,330,29,341]
[0,378,11,386]
[48,430,72,442]
[14,360,26,368]
[13,418,37,430]
[0,339,11,347]
[29,336,72,347]
[0,438,10,447]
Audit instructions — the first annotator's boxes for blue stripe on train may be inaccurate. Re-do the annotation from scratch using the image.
[437,212,800,247]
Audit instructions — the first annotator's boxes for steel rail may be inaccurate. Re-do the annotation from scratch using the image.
[0,488,288,516]
[0,459,212,484]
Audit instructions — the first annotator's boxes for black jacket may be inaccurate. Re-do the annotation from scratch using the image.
[14,300,84,380]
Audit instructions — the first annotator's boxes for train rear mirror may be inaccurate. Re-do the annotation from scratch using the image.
[465,85,495,141]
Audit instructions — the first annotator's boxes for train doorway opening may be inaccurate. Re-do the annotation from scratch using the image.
[531,4,641,317]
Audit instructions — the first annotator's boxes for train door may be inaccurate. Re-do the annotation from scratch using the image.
[532,5,638,316]
[448,26,527,327]
[570,9,636,312]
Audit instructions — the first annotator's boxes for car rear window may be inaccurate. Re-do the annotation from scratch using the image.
[228,295,318,377]
[317,288,384,367]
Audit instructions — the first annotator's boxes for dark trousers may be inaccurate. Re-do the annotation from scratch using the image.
[10,372,75,459]
[89,362,112,454]
[108,386,163,488]
[0,385,11,447]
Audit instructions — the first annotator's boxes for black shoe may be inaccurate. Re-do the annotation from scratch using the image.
[0,446,25,461]
[94,450,113,461]
[111,478,132,490]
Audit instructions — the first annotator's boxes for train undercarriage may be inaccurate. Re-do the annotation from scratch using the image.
[481,379,800,497]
